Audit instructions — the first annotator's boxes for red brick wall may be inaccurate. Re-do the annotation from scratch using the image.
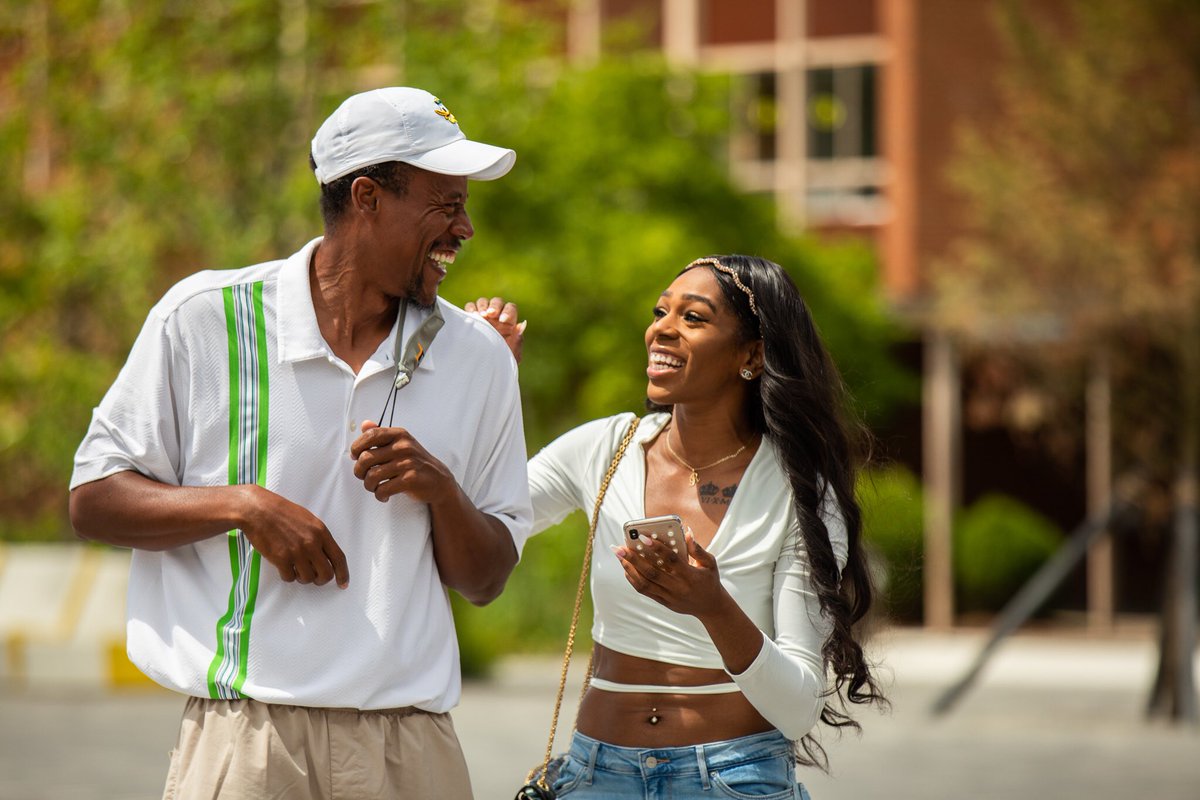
[701,0,775,44]
[810,0,877,37]
[880,0,1004,302]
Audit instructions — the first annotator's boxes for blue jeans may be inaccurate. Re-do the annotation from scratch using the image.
[550,730,813,799]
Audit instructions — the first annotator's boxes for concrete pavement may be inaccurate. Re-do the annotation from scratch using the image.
[2,627,1198,799]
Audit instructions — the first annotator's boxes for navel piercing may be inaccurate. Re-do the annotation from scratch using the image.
[740,368,754,380]
[649,708,660,725]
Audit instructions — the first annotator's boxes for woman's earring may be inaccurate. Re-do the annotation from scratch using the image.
[740,368,754,380]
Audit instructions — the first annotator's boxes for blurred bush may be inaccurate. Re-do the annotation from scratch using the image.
[859,472,1065,622]
[954,493,1062,613]
[0,1,915,674]
[858,465,925,622]
[0,1,912,545]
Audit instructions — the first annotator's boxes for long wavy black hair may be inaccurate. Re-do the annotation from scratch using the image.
[650,255,887,769]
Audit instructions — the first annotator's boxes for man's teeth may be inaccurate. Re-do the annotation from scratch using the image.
[430,251,457,265]
[651,353,684,369]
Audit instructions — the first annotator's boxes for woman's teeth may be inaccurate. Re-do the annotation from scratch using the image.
[650,353,684,369]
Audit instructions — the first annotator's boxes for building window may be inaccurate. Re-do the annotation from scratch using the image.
[735,71,777,164]
[806,64,876,160]
[805,63,882,225]
[729,60,884,225]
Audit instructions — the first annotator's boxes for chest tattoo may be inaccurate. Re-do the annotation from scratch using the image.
[698,481,737,506]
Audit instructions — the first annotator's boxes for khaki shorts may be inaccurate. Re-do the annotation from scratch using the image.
[162,696,474,800]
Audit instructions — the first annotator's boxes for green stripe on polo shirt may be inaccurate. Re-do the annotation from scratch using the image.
[207,282,268,700]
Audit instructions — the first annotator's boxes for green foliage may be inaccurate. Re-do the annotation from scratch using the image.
[935,0,1200,507]
[1,0,913,669]
[0,0,323,538]
[858,465,925,622]
[440,58,913,446]
[937,0,1199,341]
[953,494,1062,613]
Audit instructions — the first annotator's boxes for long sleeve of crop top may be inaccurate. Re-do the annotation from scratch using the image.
[526,416,614,533]
[726,491,848,741]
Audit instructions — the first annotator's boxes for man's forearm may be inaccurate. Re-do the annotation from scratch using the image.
[69,471,254,549]
[428,483,519,606]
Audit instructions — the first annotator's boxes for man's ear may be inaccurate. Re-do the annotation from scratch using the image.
[350,176,380,214]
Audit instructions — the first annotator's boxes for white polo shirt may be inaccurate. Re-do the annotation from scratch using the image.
[71,237,532,712]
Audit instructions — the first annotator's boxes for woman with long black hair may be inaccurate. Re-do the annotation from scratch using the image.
[473,255,885,798]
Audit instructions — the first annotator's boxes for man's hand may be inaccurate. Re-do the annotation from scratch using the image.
[465,296,525,363]
[349,421,456,503]
[347,421,517,604]
[241,486,350,588]
[68,471,349,589]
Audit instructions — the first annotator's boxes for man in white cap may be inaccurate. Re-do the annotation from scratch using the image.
[68,87,531,799]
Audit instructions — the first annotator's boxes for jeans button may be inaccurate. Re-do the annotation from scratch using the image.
[645,756,658,768]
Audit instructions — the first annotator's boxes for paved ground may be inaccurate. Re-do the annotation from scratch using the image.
[1,628,1197,799]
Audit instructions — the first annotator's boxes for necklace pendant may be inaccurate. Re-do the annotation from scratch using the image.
[689,471,699,486]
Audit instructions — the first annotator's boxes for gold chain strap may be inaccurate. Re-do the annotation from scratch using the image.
[527,417,641,790]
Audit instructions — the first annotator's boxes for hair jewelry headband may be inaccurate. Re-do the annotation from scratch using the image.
[684,258,759,318]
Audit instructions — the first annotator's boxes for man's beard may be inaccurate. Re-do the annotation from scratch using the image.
[404,271,436,310]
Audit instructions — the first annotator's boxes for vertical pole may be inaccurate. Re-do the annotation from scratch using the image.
[662,0,699,65]
[24,1,52,194]
[1086,348,1115,631]
[278,0,308,100]
[1168,86,1200,724]
[568,0,602,66]
[1148,88,1200,724]
[1170,320,1199,721]
[775,0,807,229]
[923,329,960,629]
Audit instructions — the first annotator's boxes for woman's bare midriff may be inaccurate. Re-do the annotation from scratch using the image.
[575,644,774,747]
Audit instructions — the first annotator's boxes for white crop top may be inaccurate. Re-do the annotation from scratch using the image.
[527,412,849,739]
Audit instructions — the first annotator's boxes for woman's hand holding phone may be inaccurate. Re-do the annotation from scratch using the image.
[621,515,684,560]
[614,515,727,618]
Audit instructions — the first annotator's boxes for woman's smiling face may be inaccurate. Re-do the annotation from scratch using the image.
[644,268,757,408]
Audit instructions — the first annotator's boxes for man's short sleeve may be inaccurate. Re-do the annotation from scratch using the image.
[458,346,533,556]
[70,308,183,489]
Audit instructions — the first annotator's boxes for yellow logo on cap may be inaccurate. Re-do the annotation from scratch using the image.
[432,98,457,125]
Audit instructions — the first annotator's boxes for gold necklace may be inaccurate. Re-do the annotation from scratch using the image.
[664,425,747,487]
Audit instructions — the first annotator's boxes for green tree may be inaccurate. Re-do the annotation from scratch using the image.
[0,0,912,667]
[933,0,1199,720]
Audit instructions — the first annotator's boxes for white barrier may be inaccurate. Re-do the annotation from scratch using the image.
[0,544,153,688]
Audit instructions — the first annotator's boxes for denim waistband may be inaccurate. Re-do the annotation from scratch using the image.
[567,729,793,779]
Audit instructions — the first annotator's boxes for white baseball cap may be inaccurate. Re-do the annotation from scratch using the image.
[310,87,516,184]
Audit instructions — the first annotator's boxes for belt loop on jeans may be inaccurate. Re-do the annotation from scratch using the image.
[582,737,600,785]
[695,743,710,790]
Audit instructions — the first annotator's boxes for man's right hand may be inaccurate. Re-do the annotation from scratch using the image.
[240,485,350,588]
[69,471,349,589]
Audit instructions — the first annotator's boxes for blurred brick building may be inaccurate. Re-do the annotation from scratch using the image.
[566,0,1004,305]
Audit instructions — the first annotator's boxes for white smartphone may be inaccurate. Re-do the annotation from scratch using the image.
[622,514,684,555]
